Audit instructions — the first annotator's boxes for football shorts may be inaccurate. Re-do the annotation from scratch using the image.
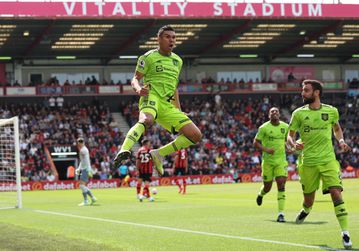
[139,92,192,134]
[298,159,342,194]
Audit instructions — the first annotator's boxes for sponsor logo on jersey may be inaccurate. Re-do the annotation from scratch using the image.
[303,125,328,133]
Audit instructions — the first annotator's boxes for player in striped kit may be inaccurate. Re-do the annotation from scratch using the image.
[136,138,154,202]
[173,148,188,194]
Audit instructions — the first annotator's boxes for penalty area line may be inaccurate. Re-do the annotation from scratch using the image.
[34,209,337,251]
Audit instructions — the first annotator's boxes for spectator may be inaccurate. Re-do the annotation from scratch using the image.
[288,72,296,82]
[56,95,64,109]
[48,96,56,110]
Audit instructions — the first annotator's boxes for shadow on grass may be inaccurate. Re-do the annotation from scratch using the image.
[266,220,328,225]
[315,244,358,251]
[288,221,328,225]
[145,200,168,203]
[315,200,332,203]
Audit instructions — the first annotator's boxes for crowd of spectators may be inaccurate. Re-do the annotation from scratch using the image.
[0,92,358,182]
[3,75,353,88]
[0,101,122,182]
[1,75,132,87]
[122,94,359,177]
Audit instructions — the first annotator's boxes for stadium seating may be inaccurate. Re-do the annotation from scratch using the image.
[0,92,357,181]
[122,94,359,176]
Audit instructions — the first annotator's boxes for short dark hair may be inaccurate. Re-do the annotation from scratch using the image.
[157,25,175,37]
[141,138,149,145]
[302,79,323,97]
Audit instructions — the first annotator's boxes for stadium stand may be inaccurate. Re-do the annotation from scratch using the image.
[0,102,123,181]
[120,93,359,177]
[1,81,357,181]
[1,87,358,181]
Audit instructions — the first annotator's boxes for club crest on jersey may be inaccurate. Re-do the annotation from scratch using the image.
[281,128,285,133]
[156,65,163,72]
[172,59,178,66]
[321,113,329,121]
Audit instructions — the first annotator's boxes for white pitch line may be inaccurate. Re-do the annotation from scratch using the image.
[34,209,341,251]
[0,207,16,210]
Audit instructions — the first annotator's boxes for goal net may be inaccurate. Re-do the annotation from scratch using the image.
[0,117,22,209]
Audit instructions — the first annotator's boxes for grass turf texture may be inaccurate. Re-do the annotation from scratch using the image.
[0,179,358,251]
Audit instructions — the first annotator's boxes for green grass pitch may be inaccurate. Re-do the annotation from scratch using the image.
[1,179,358,251]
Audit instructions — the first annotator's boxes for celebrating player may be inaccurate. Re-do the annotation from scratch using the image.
[136,138,154,202]
[76,137,97,206]
[173,148,188,194]
[254,107,289,222]
[113,25,202,176]
[287,79,352,249]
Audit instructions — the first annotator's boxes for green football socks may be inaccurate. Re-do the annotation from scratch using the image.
[334,201,349,231]
[277,190,285,213]
[303,204,312,214]
[121,123,145,151]
[158,134,194,157]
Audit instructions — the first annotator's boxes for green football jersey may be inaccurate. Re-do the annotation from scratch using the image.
[136,49,183,98]
[289,104,339,166]
[255,121,289,166]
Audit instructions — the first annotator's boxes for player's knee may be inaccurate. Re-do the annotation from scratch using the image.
[191,129,202,143]
[139,112,154,128]
[139,117,154,128]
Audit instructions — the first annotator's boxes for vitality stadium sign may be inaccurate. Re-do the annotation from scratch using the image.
[0,2,359,18]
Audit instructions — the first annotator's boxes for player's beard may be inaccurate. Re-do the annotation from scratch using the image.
[303,95,315,105]
[270,117,279,124]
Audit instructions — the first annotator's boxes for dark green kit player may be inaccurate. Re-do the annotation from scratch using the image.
[113,25,202,176]
[254,107,289,222]
[287,79,352,250]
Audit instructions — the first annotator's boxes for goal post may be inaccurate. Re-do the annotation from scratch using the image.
[0,116,22,209]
